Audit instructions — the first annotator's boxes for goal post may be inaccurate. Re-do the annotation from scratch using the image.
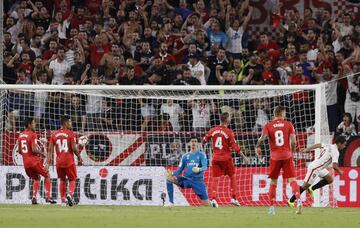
[0,84,334,206]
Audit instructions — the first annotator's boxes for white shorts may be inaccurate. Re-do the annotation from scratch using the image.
[304,162,330,185]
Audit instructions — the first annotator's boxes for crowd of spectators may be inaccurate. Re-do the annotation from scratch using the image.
[2,0,360,135]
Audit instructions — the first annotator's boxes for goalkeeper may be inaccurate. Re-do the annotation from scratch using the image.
[165,136,211,206]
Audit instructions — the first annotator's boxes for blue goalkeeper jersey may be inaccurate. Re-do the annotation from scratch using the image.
[173,150,208,181]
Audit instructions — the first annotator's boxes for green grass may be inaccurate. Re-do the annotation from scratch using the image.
[0,205,359,228]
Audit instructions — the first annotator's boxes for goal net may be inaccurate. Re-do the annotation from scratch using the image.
[0,84,334,207]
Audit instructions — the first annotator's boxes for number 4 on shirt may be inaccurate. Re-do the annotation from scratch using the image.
[215,137,223,149]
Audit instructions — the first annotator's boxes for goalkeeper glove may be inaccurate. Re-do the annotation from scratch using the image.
[192,167,201,173]
[165,170,173,177]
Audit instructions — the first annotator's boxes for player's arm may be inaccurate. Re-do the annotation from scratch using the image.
[47,135,54,167]
[300,143,322,153]
[172,155,186,176]
[255,124,268,158]
[71,136,82,163]
[331,146,343,175]
[17,139,22,154]
[201,130,211,145]
[193,153,208,173]
[289,123,297,152]
[229,131,241,154]
[229,131,249,162]
[290,133,297,152]
[332,163,344,175]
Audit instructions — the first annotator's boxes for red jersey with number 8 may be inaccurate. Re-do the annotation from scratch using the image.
[50,129,77,168]
[17,130,40,168]
[203,126,240,161]
[262,119,295,160]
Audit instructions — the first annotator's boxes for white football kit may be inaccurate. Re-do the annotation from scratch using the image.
[304,144,339,184]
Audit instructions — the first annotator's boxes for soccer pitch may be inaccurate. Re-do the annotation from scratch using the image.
[0,205,359,228]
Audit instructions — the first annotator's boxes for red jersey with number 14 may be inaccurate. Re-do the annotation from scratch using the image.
[262,119,295,160]
[50,128,77,168]
[17,130,40,168]
[203,126,240,161]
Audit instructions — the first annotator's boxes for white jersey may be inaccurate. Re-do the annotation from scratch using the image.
[313,144,340,168]
[304,143,339,184]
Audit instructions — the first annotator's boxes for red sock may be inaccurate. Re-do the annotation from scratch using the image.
[60,180,66,202]
[230,175,238,199]
[33,180,40,198]
[211,178,219,200]
[290,180,300,199]
[68,180,76,196]
[44,177,51,199]
[269,183,276,206]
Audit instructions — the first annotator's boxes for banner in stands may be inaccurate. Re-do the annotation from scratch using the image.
[0,166,358,207]
[247,0,359,39]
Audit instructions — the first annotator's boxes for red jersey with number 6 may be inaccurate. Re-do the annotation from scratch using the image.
[17,130,40,168]
[50,128,77,168]
[203,126,240,161]
[262,119,295,160]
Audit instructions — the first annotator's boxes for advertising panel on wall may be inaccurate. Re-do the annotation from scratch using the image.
[0,166,359,207]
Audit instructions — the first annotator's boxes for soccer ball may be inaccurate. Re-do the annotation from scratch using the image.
[78,136,89,146]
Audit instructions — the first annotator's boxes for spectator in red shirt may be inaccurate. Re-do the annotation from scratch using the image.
[158,42,176,64]
[257,32,281,60]
[70,6,87,30]
[289,65,310,85]
[257,32,279,52]
[284,43,299,65]
[261,59,279,85]
[172,31,190,64]
[42,39,58,60]
[89,35,111,66]
[19,52,34,78]
[85,0,102,14]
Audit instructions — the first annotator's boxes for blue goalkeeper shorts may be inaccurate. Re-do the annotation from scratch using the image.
[177,176,208,200]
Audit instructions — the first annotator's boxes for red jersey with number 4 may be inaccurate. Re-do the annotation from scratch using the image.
[262,119,295,160]
[17,130,40,168]
[51,129,77,168]
[203,126,240,161]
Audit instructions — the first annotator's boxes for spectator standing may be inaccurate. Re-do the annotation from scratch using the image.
[207,48,229,85]
[48,47,70,84]
[188,53,206,85]
[161,99,184,132]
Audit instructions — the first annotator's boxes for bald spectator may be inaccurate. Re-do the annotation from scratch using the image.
[89,35,111,66]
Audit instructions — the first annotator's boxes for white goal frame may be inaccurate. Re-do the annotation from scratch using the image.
[0,84,329,207]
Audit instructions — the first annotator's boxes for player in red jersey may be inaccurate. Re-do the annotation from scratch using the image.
[255,106,300,215]
[48,115,82,206]
[202,112,249,207]
[17,117,56,204]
